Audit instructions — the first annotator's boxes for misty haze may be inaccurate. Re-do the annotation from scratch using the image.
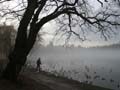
[28,44,120,90]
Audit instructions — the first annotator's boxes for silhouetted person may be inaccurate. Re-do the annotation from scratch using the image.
[36,58,41,72]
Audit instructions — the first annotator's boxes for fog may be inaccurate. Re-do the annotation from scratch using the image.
[28,45,120,90]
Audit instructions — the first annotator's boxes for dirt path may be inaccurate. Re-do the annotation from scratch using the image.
[23,70,82,90]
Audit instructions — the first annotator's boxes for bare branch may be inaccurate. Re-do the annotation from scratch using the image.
[1,0,120,42]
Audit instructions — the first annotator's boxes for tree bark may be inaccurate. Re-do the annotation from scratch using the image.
[2,1,38,81]
[2,0,51,81]
[2,52,26,81]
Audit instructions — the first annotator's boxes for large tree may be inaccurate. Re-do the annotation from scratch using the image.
[0,0,120,81]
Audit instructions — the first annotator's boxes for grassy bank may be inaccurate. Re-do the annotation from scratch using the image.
[0,67,113,90]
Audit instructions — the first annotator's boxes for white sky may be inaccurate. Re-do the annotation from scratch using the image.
[40,21,120,47]
[1,0,120,47]
[40,0,120,47]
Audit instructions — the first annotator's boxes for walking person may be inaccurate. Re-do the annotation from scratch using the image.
[36,57,41,72]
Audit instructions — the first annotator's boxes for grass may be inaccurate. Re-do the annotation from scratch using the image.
[0,61,116,90]
[0,67,114,90]
[36,70,113,90]
[41,62,120,89]
[0,75,52,90]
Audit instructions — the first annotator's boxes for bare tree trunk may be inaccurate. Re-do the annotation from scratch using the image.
[2,53,26,81]
[2,1,38,81]
[2,40,28,81]
[2,26,39,81]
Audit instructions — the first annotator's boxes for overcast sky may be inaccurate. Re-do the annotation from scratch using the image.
[0,0,120,47]
[40,20,120,47]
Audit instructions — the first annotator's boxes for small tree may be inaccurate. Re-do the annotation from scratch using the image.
[0,0,120,81]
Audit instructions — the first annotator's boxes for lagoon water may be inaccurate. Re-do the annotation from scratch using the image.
[28,45,120,90]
